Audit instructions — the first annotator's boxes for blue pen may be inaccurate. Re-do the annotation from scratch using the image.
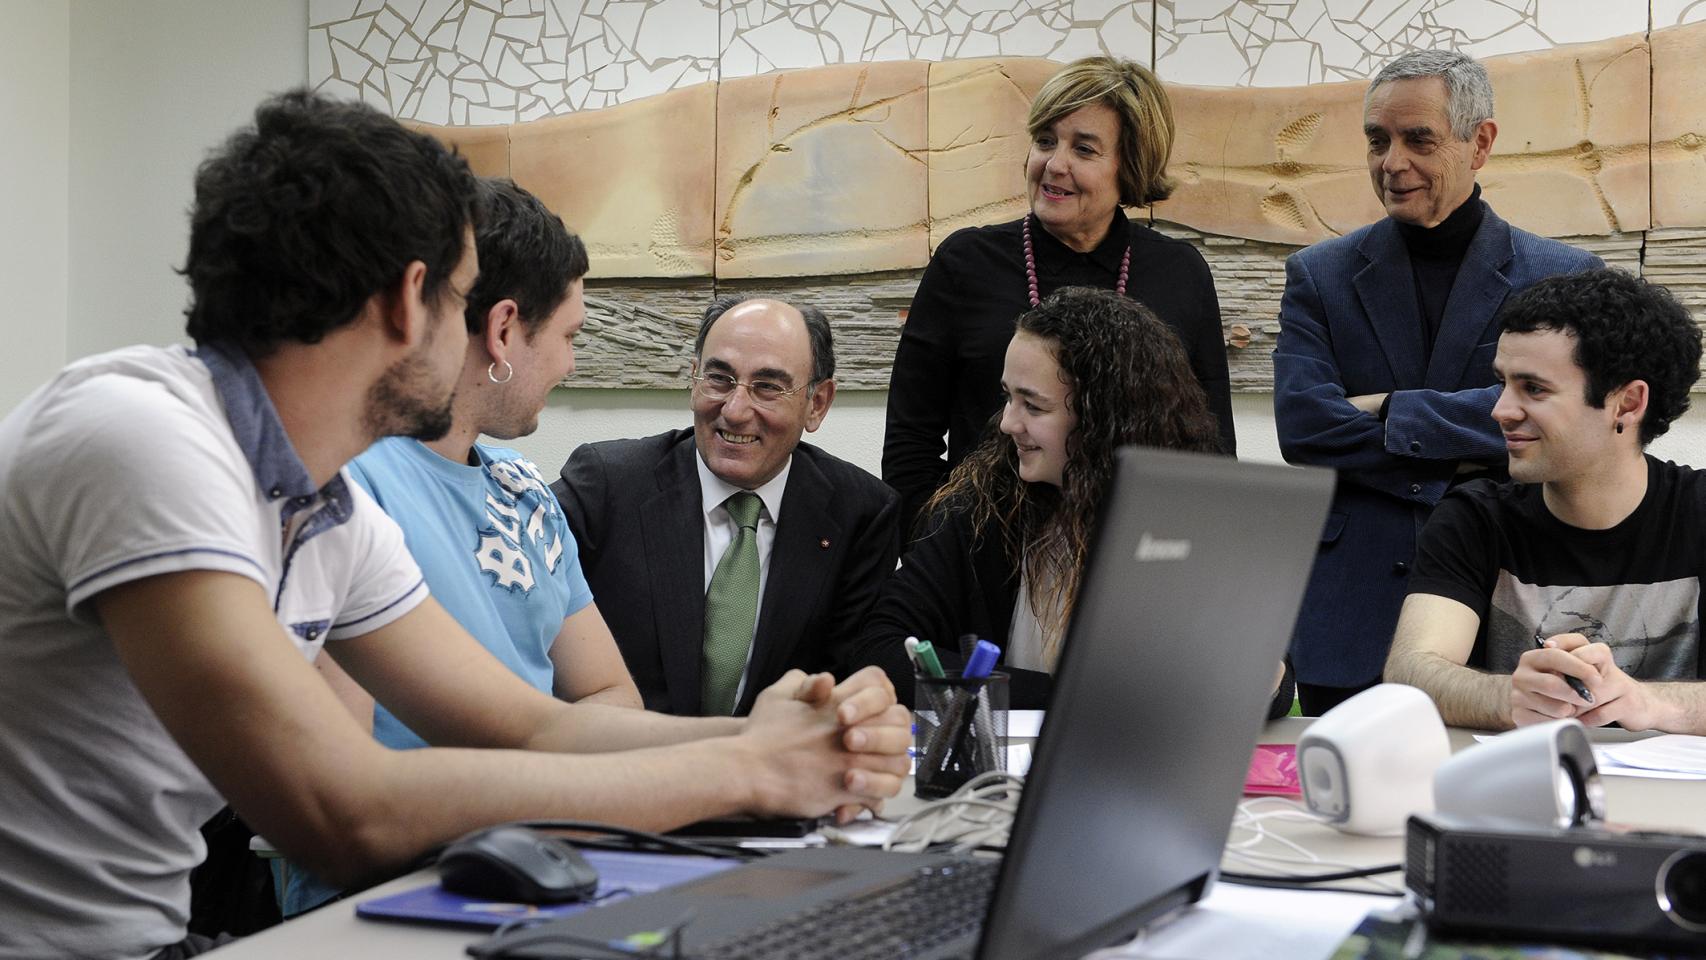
[963,639,1001,679]
[960,640,1003,772]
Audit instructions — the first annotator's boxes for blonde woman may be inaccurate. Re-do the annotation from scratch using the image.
[883,55,1235,534]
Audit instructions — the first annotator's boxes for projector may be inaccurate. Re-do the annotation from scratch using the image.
[1406,812,1706,951]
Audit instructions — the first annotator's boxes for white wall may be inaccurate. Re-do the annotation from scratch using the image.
[67,0,306,359]
[0,0,70,415]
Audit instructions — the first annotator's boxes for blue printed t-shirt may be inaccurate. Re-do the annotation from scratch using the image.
[348,437,595,750]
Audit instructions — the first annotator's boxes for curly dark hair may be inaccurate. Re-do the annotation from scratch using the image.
[465,178,589,339]
[181,89,480,356]
[924,286,1221,660]
[1499,268,1701,444]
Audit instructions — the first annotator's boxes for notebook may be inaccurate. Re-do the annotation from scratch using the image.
[472,448,1334,960]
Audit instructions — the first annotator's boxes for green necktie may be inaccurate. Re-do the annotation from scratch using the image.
[702,491,762,715]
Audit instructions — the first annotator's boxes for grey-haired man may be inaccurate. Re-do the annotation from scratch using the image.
[1273,50,1602,714]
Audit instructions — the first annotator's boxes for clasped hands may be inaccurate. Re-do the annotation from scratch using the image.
[744,666,912,824]
[1511,633,1663,730]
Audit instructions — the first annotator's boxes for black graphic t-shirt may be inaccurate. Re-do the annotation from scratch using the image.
[1409,455,1706,679]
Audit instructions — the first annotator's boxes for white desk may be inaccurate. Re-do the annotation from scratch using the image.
[211,720,1706,959]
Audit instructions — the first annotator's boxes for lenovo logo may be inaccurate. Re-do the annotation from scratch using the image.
[1134,533,1191,562]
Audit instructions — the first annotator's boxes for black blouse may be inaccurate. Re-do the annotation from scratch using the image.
[882,208,1236,533]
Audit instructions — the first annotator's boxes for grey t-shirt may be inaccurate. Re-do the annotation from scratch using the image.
[1409,455,1705,680]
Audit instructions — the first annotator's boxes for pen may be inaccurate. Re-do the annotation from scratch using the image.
[963,639,1000,679]
[1534,634,1594,704]
[907,637,946,679]
[957,640,1002,771]
[902,635,925,674]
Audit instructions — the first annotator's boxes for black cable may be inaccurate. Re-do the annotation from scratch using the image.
[1223,863,1402,883]
[1223,875,1406,897]
[512,819,769,862]
[1221,862,1405,897]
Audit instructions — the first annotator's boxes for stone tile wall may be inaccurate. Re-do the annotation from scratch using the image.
[313,1,1706,391]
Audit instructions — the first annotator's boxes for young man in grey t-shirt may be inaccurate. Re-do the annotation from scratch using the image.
[1386,269,1706,733]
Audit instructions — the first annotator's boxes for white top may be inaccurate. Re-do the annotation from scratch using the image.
[1007,559,1065,674]
[0,344,426,960]
[695,451,792,708]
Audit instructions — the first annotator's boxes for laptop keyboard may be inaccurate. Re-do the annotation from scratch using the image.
[694,858,1000,960]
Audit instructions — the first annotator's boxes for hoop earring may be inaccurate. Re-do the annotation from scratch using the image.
[487,360,514,384]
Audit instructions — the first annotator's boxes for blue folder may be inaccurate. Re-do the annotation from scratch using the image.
[355,849,741,929]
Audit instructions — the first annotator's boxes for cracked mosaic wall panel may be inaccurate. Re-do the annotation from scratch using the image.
[1153,0,1649,87]
[309,2,1706,392]
[308,1,1699,122]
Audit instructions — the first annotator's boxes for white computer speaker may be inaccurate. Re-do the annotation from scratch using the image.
[1433,718,1606,829]
[1297,683,1451,836]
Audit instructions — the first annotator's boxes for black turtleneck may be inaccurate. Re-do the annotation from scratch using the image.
[1395,182,1484,365]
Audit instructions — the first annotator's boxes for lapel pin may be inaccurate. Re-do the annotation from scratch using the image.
[819,538,831,549]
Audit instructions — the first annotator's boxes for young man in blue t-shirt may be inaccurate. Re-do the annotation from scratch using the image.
[343,178,642,732]
[282,178,644,913]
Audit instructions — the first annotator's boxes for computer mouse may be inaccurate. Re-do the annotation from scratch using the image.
[436,825,600,904]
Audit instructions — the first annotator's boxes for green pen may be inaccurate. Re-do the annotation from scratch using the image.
[906,637,947,679]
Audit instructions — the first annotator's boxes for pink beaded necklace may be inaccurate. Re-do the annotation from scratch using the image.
[1023,213,1131,307]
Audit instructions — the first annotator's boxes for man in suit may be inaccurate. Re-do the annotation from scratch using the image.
[554,297,902,716]
[1274,49,1602,715]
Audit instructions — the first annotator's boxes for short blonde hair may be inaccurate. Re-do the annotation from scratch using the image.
[1026,56,1176,207]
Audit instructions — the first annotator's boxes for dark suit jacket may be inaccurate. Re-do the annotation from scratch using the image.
[552,429,901,716]
[1273,205,1601,687]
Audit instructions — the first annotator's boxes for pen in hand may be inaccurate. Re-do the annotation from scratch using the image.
[1534,634,1594,705]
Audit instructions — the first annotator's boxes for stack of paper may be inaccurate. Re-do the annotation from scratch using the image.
[1597,735,1706,781]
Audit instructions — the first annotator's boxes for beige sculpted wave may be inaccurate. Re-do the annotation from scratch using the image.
[411,24,1705,391]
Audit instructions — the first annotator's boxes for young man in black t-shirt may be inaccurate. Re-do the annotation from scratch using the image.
[1384,269,1706,732]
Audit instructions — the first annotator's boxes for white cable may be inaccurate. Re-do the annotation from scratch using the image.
[884,772,1025,854]
[1223,797,1405,894]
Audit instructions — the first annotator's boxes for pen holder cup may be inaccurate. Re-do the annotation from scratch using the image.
[913,672,1009,799]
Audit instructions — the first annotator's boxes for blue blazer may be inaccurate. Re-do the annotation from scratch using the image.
[1273,206,1601,687]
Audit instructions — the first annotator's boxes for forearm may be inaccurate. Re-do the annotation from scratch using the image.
[1385,647,1512,730]
[1630,683,1706,735]
[310,736,757,886]
[571,684,646,709]
[1381,384,1505,463]
[523,701,743,752]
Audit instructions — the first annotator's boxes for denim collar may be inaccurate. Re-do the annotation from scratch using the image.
[195,341,348,512]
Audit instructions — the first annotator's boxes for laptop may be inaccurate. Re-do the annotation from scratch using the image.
[472,448,1334,960]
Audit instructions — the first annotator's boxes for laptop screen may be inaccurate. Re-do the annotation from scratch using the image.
[976,448,1332,960]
